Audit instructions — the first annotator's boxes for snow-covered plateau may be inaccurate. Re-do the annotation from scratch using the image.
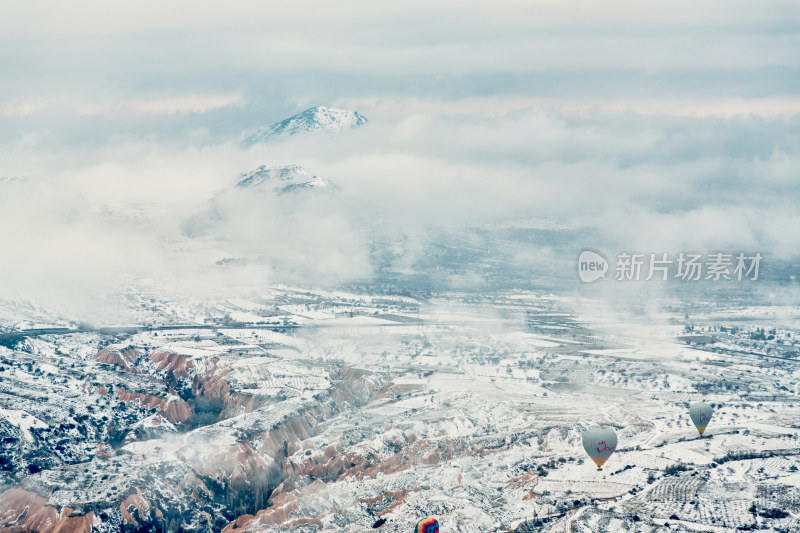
[1,287,798,532]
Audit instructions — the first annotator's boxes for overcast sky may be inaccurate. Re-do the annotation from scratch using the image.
[0,1,798,319]
[2,1,799,140]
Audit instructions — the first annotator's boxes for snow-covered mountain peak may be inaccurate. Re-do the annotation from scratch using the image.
[235,164,335,194]
[244,106,367,144]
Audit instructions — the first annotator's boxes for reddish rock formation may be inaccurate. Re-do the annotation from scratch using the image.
[192,359,231,399]
[357,489,419,516]
[116,388,190,424]
[275,432,505,505]
[506,470,539,490]
[258,415,318,459]
[219,367,386,531]
[178,472,212,500]
[190,358,271,420]
[222,481,328,532]
[200,442,274,486]
[120,489,160,526]
[149,352,194,378]
[0,488,93,533]
[0,488,58,532]
[95,348,141,373]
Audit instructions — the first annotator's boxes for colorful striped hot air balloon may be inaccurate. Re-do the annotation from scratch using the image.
[581,426,617,470]
[414,517,439,533]
[689,402,713,436]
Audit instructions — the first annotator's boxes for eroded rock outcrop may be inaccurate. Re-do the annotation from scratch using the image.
[95,347,142,373]
[0,488,94,533]
[116,388,191,424]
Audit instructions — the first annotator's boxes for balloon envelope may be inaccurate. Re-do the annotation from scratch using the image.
[582,426,617,469]
[415,517,439,533]
[689,402,713,435]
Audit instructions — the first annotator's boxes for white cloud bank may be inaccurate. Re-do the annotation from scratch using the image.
[0,0,798,321]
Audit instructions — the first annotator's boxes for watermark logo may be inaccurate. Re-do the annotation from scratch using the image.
[577,251,763,283]
[577,250,609,283]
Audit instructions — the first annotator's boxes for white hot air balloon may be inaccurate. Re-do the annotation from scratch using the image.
[689,402,713,436]
[582,426,617,470]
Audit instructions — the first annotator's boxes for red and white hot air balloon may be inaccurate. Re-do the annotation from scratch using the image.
[689,402,713,436]
[582,426,617,470]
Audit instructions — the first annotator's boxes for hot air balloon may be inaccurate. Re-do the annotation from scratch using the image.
[582,426,617,470]
[689,402,713,436]
[415,517,439,533]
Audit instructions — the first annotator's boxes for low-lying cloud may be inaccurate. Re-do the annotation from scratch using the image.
[0,1,798,322]
[1,102,797,319]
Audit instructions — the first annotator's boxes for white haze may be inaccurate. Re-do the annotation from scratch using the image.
[0,1,798,321]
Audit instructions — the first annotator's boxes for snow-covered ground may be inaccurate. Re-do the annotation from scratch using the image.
[0,286,798,532]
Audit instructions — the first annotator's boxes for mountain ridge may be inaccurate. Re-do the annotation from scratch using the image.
[236,164,336,194]
[244,106,367,144]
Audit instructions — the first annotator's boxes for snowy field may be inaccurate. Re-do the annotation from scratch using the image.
[0,286,799,531]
